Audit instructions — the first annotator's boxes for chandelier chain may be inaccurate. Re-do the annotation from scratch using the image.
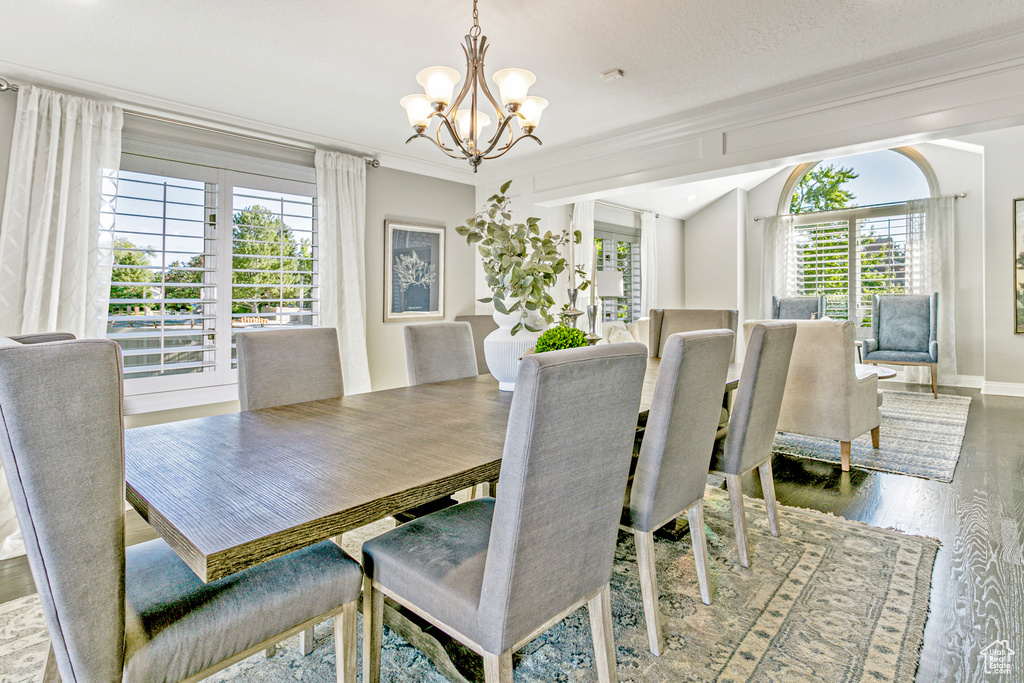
[470,0,481,38]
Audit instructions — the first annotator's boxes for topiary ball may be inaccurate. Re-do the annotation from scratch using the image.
[534,325,589,353]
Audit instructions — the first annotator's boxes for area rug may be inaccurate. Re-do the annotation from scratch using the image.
[0,489,937,683]
[773,390,971,482]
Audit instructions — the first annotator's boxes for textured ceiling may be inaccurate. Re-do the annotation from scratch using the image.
[3,0,1024,172]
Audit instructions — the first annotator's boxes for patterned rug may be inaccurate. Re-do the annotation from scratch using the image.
[773,390,971,482]
[0,489,936,683]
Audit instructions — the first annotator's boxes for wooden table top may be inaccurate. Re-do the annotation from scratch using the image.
[126,358,742,583]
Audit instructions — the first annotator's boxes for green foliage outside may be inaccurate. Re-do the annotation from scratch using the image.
[110,205,312,317]
[790,164,906,325]
[457,180,576,335]
[534,325,588,353]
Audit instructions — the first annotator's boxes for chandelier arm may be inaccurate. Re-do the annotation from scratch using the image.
[475,114,518,158]
[405,132,467,160]
[446,38,475,120]
[481,132,543,160]
[433,113,474,158]
[475,38,505,118]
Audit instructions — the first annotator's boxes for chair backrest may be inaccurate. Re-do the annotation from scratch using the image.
[0,340,126,682]
[746,319,858,434]
[404,321,478,385]
[771,295,826,320]
[718,322,796,475]
[454,314,498,374]
[477,343,647,654]
[872,293,937,353]
[236,327,344,411]
[629,329,735,532]
[648,308,738,359]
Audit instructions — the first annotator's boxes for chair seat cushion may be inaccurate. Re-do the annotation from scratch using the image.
[362,498,493,645]
[863,349,932,364]
[124,539,362,683]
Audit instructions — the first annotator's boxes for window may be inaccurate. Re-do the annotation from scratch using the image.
[108,142,317,398]
[595,223,642,323]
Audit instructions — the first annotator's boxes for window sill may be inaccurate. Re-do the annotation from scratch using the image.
[123,383,239,415]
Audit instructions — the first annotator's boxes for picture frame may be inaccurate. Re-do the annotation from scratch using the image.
[1015,198,1024,333]
[384,220,445,323]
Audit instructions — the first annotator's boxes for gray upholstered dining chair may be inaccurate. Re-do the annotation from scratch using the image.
[455,314,498,374]
[0,339,363,683]
[710,321,796,568]
[862,293,939,398]
[236,327,344,411]
[771,295,827,320]
[235,326,345,655]
[404,321,478,385]
[361,343,649,683]
[621,329,735,656]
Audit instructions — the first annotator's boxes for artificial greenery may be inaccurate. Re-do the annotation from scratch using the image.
[533,325,589,353]
[456,180,582,335]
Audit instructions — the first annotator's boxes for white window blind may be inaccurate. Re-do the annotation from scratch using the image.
[854,215,909,327]
[793,221,850,320]
[595,224,642,323]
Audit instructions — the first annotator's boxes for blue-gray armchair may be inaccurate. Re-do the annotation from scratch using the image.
[771,295,827,320]
[861,293,938,398]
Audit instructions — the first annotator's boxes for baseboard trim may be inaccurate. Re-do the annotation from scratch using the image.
[982,381,1024,397]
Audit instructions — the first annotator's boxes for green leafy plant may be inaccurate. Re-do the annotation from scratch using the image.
[456,180,581,335]
[534,325,588,353]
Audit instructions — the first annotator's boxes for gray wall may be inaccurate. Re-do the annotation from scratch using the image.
[365,167,477,391]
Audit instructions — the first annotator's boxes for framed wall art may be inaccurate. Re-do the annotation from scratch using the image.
[384,220,445,323]
[1016,197,1024,333]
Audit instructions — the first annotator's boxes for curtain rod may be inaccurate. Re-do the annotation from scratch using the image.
[753,193,967,221]
[0,76,380,167]
[594,199,659,219]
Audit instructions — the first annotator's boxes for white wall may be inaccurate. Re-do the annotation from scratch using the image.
[653,215,685,310]
[684,189,746,315]
[365,167,476,391]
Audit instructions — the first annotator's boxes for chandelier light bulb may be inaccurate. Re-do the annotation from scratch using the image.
[416,67,461,108]
[492,68,536,110]
[400,95,434,131]
[455,109,491,145]
[516,96,548,133]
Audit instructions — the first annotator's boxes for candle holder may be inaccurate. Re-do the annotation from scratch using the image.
[585,305,601,345]
[561,288,584,329]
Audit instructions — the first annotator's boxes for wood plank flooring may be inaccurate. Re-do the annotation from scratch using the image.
[1,383,1020,682]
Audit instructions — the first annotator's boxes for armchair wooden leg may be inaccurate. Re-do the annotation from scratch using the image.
[725,473,750,568]
[840,441,852,472]
[633,530,664,655]
[362,577,384,683]
[687,500,713,605]
[299,626,315,655]
[483,649,513,683]
[871,426,880,449]
[587,584,619,683]
[42,644,60,683]
[757,460,780,538]
[930,363,938,399]
[264,645,276,658]
[335,601,358,682]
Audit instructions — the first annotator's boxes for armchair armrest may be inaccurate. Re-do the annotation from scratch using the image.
[9,332,77,344]
[863,339,878,355]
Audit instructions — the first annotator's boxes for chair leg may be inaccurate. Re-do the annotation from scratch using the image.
[757,460,780,538]
[300,626,315,656]
[871,426,880,449]
[633,530,663,655]
[687,500,713,605]
[840,441,852,472]
[483,650,513,683]
[362,577,384,683]
[42,644,60,683]
[930,363,938,399]
[264,645,276,658]
[587,584,619,683]
[335,601,358,683]
[725,473,749,568]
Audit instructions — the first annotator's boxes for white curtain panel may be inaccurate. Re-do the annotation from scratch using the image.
[904,197,957,383]
[639,211,658,318]
[572,200,595,283]
[315,150,372,394]
[759,215,796,318]
[0,85,121,338]
[0,86,121,560]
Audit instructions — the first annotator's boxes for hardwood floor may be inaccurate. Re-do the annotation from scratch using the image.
[1,383,1020,682]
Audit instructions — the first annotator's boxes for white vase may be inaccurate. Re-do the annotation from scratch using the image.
[483,310,546,391]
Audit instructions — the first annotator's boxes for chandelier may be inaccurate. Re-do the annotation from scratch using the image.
[400,0,547,172]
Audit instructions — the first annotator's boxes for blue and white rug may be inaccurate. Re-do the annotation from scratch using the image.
[773,390,971,482]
